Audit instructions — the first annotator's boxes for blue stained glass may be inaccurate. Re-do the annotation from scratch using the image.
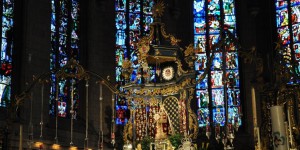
[116,0,126,11]
[276,8,289,27]
[228,107,241,124]
[194,0,206,17]
[194,0,241,127]
[208,0,220,15]
[129,13,141,30]
[115,0,154,125]
[274,0,300,84]
[129,0,141,13]
[198,108,210,127]
[223,0,235,16]
[123,48,129,58]
[195,53,207,70]
[0,0,14,107]
[211,52,222,70]
[116,12,127,30]
[50,0,80,118]
[116,30,126,46]
[143,15,153,32]
[227,89,235,106]
[277,26,290,45]
[224,15,236,29]
[213,108,225,126]
[51,14,56,32]
[194,17,206,34]
[276,1,288,9]
[291,0,300,6]
[149,66,157,83]
[196,72,208,89]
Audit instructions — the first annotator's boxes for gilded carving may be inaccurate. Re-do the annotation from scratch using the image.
[125,78,192,97]
[160,23,181,46]
[184,44,196,68]
[176,60,188,76]
[184,44,194,57]
[187,88,198,139]
[56,58,89,80]
[152,0,165,18]
[123,121,133,142]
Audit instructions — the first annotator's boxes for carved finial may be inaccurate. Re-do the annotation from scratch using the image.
[152,0,165,18]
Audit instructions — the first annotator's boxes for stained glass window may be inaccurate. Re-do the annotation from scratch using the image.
[50,0,80,118]
[0,0,14,107]
[275,0,300,83]
[194,0,241,127]
[115,0,154,125]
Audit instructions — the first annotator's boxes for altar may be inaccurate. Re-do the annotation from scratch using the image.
[118,2,198,148]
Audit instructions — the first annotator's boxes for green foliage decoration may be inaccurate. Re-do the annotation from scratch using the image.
[168,134,183,149]
[141,136,154,150]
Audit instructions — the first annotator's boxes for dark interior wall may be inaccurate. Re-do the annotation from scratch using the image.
[86,0,117,145]
[20,0,51,124]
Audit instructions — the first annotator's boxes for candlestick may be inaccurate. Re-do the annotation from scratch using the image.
[251,87,257,127]
[284,122,289,150]
[19,125,23,150]
[287,105,294,148]
[254,127,261,150]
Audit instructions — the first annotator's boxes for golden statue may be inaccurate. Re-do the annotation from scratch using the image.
[123,121,133,142]
[136,143,142,150]
[154,104,168,140]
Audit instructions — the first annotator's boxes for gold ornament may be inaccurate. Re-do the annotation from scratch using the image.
[152,0,165,18]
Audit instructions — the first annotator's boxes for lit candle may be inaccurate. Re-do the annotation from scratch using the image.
[251,87,257,127]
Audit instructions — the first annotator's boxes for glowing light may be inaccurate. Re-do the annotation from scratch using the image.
[51,144,61,149]
[33,141,44,149]
[69,146,78,150]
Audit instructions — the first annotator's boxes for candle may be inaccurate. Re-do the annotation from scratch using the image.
[270,105,287,150]
[251,87,257,127]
